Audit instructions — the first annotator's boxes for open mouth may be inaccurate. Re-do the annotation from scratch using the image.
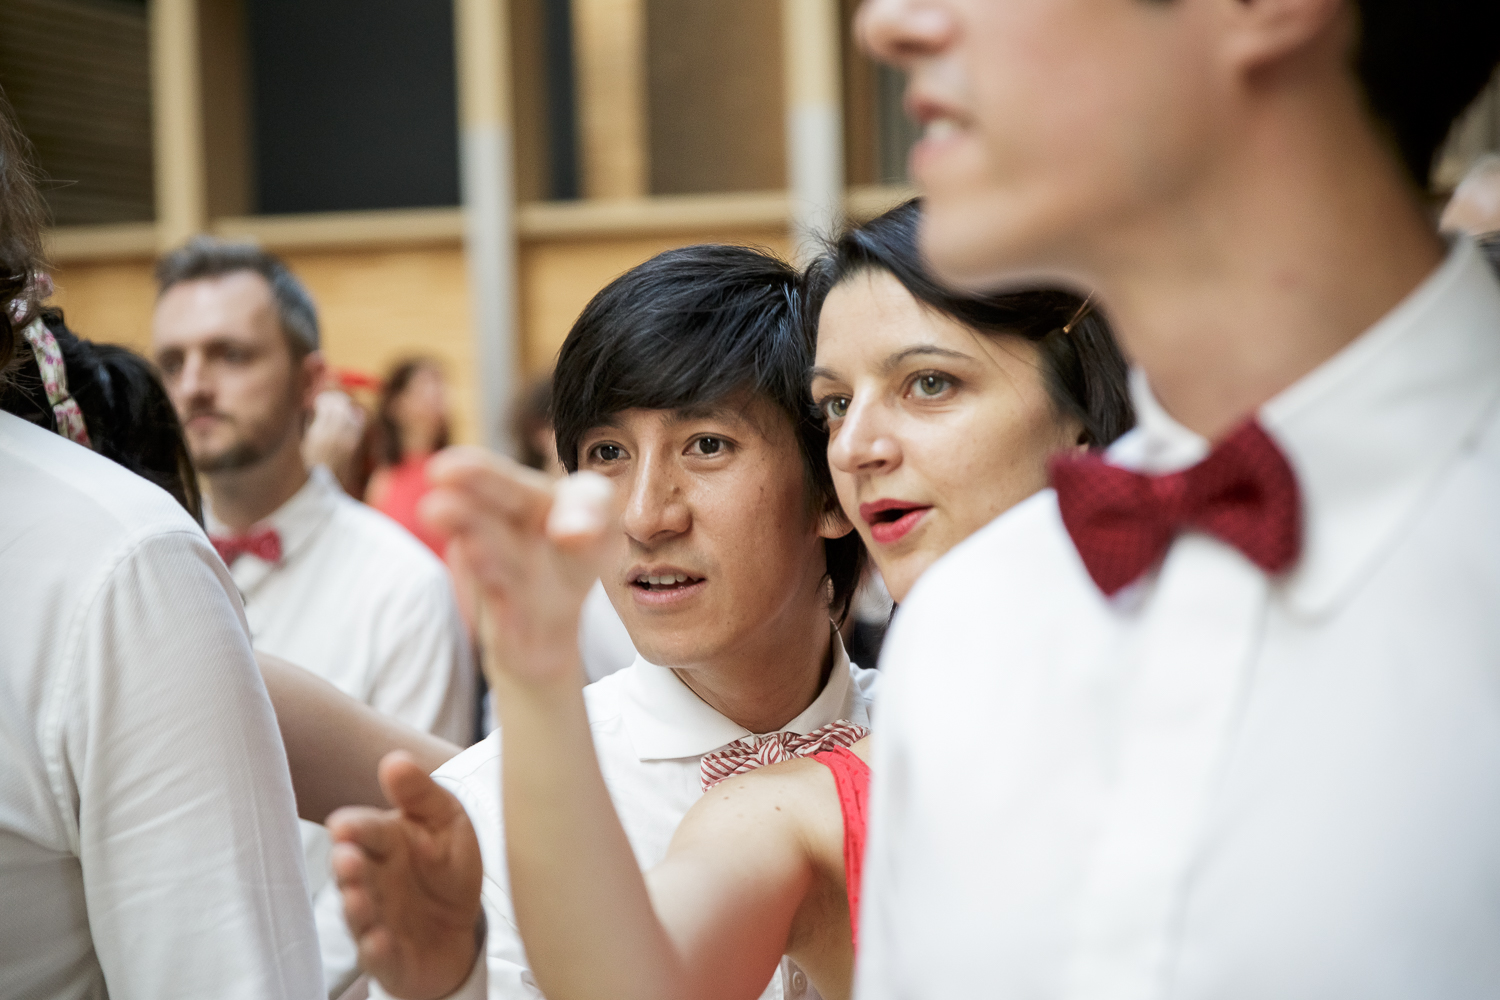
[859,500,933,546]
[630,571,705,593]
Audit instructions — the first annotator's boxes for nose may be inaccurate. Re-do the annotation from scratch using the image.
[172,351,214,415]
[828,393,902,477]
[856,0,956,68]
[620,449,691,548]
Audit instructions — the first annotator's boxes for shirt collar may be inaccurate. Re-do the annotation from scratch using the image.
[1110,236,1500,617]
[207,465,342,586]
[621,629,858,761]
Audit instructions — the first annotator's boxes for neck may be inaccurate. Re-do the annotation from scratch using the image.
[401,424,437,459]
[672,593,835,735]
[1087,76,1445,440]
[206,440,310,533]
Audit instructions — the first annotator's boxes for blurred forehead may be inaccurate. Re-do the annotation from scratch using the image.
[152,271,279,348]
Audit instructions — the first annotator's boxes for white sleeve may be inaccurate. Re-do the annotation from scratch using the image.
[368,567,476,746]
[65,529,322,999]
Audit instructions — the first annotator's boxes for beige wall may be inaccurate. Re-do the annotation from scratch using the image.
[46,226,797,448]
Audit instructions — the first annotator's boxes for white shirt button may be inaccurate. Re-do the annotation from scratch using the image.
[791,968,808,993]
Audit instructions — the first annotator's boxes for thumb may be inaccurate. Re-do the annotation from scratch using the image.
[377,751,463,830]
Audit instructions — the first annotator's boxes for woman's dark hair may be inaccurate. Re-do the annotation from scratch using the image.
[1349,3,1500,185]
[551,243,865,623]
[0,87,48,374]
[0,310,203,523]
[804,199,1134,450]
[376,357,451,466]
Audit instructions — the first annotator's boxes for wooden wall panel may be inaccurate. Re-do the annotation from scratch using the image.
[48,258,159,351]
[0,0,154,225]
[646,0,784,196]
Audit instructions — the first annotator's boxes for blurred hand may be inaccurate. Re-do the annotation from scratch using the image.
[303,389,368,492]
[328,752,484,1000]
[418,446,617,686]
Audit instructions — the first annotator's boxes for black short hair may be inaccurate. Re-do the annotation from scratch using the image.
[1,309,203,523]
[551,244,864,622]
[155,237,320,357]
[1352,2,1500,184]
[804,199,1135,450]
[0,86,47,374]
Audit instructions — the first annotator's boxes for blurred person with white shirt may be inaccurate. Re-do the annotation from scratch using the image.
[854,2,1500,998]
[151,237,473,997]
[0,94,320,996]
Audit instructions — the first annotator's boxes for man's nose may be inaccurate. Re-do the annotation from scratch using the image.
[857,0,954,67]
[620,453,691,546]
[828,395,901,476]
[174,353,213,410]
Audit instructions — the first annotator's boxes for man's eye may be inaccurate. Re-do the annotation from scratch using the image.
[912,373,952,398]
[591,443,624,462]
[820,396,850,421]
[693,437,724,456]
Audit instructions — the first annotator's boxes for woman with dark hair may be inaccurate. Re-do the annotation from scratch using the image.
[328,202,1133,1000]
[366,356,453,555]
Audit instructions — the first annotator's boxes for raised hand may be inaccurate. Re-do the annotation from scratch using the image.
[328,752,484,1000]
[419,447,617,686]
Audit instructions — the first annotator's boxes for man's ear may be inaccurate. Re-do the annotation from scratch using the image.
[1219,0,1348,75]
[818,498,856,540]
[300,349,328,409]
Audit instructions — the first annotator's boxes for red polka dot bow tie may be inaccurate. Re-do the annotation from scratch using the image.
[1049,420,1302,597]
[210,527,284,567]
[700,720,870,791]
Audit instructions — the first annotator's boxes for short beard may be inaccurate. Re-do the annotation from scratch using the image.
[194,437,274,473]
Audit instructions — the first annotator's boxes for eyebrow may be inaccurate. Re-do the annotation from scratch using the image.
[810,344,977,384]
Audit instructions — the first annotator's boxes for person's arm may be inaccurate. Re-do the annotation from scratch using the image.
[257,651,461,823]
[71,531,321,999]
[365,567,476,748]
[330,448,817,1000]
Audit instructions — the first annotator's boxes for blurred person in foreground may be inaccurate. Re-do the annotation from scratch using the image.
[367,357,452,556]
[151,237,474,997]
[854,1,1500,997]
[1441,153,1500,237]
[0,95,321,998]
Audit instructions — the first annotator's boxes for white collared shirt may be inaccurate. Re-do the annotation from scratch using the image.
[213,465,475,994]
[857,238,1500,1000]
[395,640,877,1000]
[0,411,320,999]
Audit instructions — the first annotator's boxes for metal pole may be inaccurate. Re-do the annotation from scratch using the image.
[456,0,521,454]
[782,0,844,264]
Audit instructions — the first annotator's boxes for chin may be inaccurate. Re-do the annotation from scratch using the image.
[918,185,1089,293]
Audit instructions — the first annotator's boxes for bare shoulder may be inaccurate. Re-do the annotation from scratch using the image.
[672,756,845,870]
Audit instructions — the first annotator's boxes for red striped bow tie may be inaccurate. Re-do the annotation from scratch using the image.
[210,527,283,567]
[700,720,870,791]
[1049,420,1301,597]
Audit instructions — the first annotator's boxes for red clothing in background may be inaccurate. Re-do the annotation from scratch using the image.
[372,454,446,557]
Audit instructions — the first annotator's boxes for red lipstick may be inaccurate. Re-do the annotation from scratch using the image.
[859,499,933,546]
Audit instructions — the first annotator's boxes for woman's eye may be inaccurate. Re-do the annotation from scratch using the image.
[820,396,850,421]
[693,437,724,456]
[912,373,951,398]
[591,443,624,462]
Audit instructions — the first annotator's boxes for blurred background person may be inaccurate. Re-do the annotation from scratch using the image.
[305,381,374,500]
[367,357,451,556]
[1441,154,1500,236]
[150,237,474,998]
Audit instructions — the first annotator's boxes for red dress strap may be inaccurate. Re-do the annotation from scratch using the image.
[812,744,871,950]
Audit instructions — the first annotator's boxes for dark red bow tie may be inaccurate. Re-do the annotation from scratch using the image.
[1049,420,1301,596]
[210,526,283,566]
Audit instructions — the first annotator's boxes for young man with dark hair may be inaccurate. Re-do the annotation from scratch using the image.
[853,0,1500,996]
[151,236,474,996]
[330,245,874,1000]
